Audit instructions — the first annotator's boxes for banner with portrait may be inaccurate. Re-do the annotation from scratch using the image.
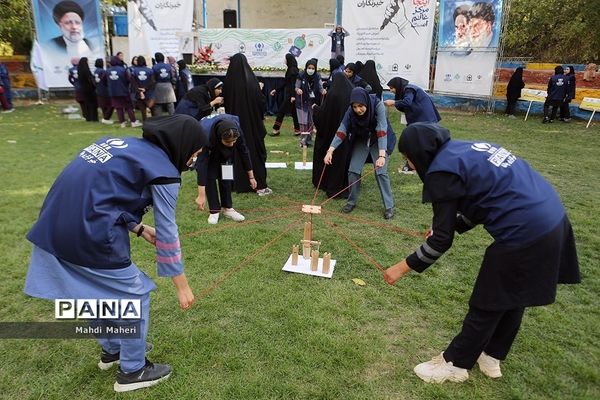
[193,29,331,70]
[127,0,194,61]
[433,0,503,96]
[341,0,437,89]
[31,0,105,88]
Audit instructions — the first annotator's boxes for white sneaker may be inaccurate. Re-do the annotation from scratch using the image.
[477,352,502,378]
[257,187,273,197]
[131,120,143,128]
[2,108,15,113]
[120,122,127,128]
[223,209,245,222]
[207,213,220,224]
[413,353,469,383]
[101,118,113,125]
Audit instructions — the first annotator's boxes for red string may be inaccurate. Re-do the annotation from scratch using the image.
[322,209,425,239]
[319,167,377,207]
[195,216,303,299]
[322,216,385,273]
[311,163,327,205]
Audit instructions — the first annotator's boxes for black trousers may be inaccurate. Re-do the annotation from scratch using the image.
[206,178,233,213]
[443,306,525,369]
[505,99,517,115]
[559,101,571,119]
[273,95,299,132]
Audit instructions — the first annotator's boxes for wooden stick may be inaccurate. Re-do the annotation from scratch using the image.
[311,250,319,271]
[291,245,299,265]
[322,252,331,274]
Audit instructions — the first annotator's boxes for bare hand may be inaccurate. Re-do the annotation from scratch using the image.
[269,89,276,96]
[324,151,333,165]
[195,194,206,211]
[212,96,224,106]
[296,88,303,96]
[384,260,411,285]
[249,178,257,190]
[141,225,156,245]
[375,156,386,169]
[291,97,296,103]
[177,285,195,310]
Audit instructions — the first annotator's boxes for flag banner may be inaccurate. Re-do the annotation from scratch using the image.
[433,0,503,96]
[342,0,437,89]
[128,0,194,60]
[31,0,105,88]
[193,29,332,71]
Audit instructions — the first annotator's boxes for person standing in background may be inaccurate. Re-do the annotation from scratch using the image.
[270,53,300,136]
[131,56,156,122]
[295,59,326,147]
[0,61,14,112]
[559,66,576,122]
[329,25,350,59]
[107,55,142,128]
[152,52,177,116]
[176,60,194,103]
[543,66,567,123]
[94,58,114,124]
[505,67,525,118]
[77,57,98,122]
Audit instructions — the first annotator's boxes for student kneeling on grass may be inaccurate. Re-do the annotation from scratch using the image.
[24,115,203,392]
[384,123,580,383]
[194,113,257,224]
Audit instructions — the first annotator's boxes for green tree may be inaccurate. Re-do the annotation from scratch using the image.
[504,0,600,63]
[0,0,34,54]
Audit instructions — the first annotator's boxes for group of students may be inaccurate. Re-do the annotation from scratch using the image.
[504,65,577,122]
[23,50,580,392]
[68,51,194,127]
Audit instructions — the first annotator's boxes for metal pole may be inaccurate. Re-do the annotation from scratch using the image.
[336,0,343,25]
[237,0,241,27]
[203,0,207,28]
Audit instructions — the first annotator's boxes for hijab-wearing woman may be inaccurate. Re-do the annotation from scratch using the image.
[25,114,206,392]
[77,57,98,122]
[175,78,223,120]
[324,87,396,219]
[323,58,344,90]
[270,53,300,136]
[176,59,194,103]
[224,53,271,195]
[312,72,353,198]
[385,77,441,125]
[505,67,525,117]
[358,60,384,99]
[107,55,141,128]
[343,63,371,92]
[152,52,177,116]
[295,58,326,146]
[93,58,114,124]
[130,56,156,121]
[559,65,576,121]
[384,123,580,384]
[194,113,256,224]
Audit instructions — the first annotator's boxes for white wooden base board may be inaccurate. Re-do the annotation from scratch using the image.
[265,162,287,169]
[281,254,336,278]
[294,162,313,170]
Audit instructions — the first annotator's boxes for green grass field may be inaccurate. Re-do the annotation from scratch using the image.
[0,104,598,399]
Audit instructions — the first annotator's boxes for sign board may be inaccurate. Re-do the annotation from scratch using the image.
[520,88,547,103]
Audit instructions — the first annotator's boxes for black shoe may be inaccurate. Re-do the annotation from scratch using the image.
[542,118,549,124]
[114,359,172,392]
[341,204,355,213]
[383,208,395,219]
[99,342,153,370]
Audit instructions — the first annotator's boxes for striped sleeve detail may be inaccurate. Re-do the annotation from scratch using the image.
[156,239,180,250]
[336,131,347,140]
[376,130,386,138]
[415,241,447,266]
[156,253,182,264]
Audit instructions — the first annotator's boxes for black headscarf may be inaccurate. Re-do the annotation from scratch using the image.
[137,56,147,67]
[110,55,123,67]
[303,59,318,82]
[155,52,165,63]
[329,58,341,73]
[183,78,221,104]
[336,54,345,66]
[345,63,357,77]
[53,1,84,23]
[387,76,410,100]
[349,87,376,130]
[177,60,187,70]
[207,77,223,92]
[399,122,451,187]
[285,53,299,74]
[224,53,268,192]
[506,67,524,100]
[554,65,564,75]
[94,58,103,69]
[566,65,575,76]
[354,61,364,75]
[312,73,353,196]
[359,60,384,98]
[142,114,208,172]
[77,57,95,95]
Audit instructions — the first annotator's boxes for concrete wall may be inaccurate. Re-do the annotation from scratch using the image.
[205,0,336,29]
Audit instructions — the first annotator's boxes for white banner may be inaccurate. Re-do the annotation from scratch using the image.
[31,0,105,88]
[128,0,194,60]
[194,29,332,70]
[341,0,437,89]
[433,0,503,96]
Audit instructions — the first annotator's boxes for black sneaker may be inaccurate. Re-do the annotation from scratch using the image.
[341,203,355,213]
[98,342,153,370]
[383,208,395,219]
[114,359,172,392]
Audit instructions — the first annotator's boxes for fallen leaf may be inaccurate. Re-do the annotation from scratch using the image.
[352,278,366,286]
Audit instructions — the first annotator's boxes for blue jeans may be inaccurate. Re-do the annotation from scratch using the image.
[346,143,394,210]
